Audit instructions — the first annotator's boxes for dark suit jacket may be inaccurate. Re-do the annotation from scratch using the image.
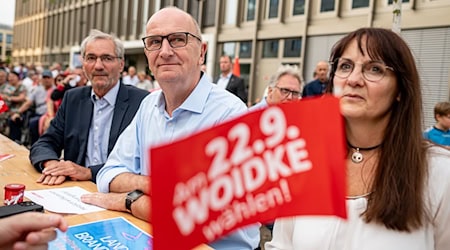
[215,74,247,104]
[29,83,149,182]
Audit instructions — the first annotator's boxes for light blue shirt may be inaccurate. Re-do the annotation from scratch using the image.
[249,97,268,112]
[96,74,260,249]
[85,81,119,167]
[423,126,450,146]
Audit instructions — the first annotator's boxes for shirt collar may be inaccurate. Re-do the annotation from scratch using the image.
[156,74,211,116]
[90,80,120,105]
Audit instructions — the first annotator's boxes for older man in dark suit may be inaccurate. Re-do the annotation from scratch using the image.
[29,29,149,185]
[215,55,247,104]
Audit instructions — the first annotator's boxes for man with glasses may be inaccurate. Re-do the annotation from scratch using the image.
[249,64,302,249]
[82,7,260,250]
[251,64,303,111]
[302,60,329,98]
[30,29,149,185]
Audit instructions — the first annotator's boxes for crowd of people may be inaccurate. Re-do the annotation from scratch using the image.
[1,6,449,250]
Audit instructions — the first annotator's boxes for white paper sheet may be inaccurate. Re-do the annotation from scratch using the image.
[25,186,105,214]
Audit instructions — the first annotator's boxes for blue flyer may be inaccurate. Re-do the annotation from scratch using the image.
[49,217,152,250]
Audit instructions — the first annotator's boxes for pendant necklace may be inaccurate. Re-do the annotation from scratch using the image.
[347,141,381,164]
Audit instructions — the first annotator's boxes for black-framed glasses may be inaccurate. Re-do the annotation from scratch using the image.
[331,57,394,82]
[274,86,301,99]
[142,32,202,51]
[83,54,121,64]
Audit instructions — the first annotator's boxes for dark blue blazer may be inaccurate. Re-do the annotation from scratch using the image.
[29,83,149,181]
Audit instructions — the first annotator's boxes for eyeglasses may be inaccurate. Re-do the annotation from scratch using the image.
[274,86,301,99]
[142,32,202,51]
[83,54,121,64]
[331,58,394,82]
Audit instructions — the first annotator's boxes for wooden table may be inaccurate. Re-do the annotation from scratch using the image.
[0,134,211,249]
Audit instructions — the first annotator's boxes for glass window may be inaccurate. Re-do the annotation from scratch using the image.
[188,1,200,21]
[0,34,3,43]
[320,0,335,12]
[268,0,279,18]
[161,0,171,7]
[352,0,370,8]
[293,0,305,15]
[203,0,216,27]
[223,42,236,58]
[246,0,256,21]
[225,0,238,25]
[283,38,301,57]
[6,34,13,44]
[388,0,409,4]
[239,41,252,58]
[174,0,184,9]
[262,40,279,58]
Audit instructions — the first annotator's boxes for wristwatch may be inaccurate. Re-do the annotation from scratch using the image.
[125,190,144,212]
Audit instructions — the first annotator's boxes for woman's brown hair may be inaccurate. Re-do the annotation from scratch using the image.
[327,28,428,231]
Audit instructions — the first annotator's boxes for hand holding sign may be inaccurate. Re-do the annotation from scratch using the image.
[151,96,347,250]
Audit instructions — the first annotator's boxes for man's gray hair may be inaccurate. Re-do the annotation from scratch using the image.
[80,29,124,59]
[268,64,304,90]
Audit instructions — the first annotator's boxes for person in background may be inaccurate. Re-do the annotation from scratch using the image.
[249,64,303,250]
[423,101,450,149]
[21,70,39,93]
[122,66,139,86]
[50,66,88,106]
[9,70,55,145]
[2,71,27,142]
[301,60,329,98]
[0,212,67,249]
[215,55,248,104]
[39,73,66,136]
[81,7,260,250]
[266,27,450,250]
[29,29,149,185]
[136,71,153,91]
[250,64,303,111]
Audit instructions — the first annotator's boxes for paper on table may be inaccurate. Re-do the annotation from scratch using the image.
[25,186,105,214]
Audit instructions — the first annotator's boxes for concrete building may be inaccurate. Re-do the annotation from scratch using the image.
[0,24,13,63]
[12,0,450,127]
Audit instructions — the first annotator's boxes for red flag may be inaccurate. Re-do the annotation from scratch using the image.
[150,95,347,250]
[0,96,9,113]
[233,56,240,77]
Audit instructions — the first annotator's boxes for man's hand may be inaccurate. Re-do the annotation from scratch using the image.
[0,212,68,250]
[37,160,92,185]
[81,192,127,212]
[81,192,151,222]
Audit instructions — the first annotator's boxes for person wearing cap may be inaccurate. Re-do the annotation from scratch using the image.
[9,70,55,145]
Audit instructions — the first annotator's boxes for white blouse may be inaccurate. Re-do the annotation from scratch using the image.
[266,146,450,250]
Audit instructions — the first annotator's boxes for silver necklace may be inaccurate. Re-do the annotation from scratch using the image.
[347,141,381,164]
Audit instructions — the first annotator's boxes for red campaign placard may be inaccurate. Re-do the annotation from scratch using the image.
[0,96,9,113]
[150,95,347,250]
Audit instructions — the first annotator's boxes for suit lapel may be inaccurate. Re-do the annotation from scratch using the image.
[108,84,129,154]
[78,88,94,164]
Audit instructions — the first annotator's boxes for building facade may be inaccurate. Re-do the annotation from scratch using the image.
[0,24,13,63]
[12,0,450,127]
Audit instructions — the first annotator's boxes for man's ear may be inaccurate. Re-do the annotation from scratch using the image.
[199,42,207,65]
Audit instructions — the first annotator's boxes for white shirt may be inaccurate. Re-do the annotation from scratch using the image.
[266,146,450,250]
[122,75,139,86]
[216,72,231,89]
